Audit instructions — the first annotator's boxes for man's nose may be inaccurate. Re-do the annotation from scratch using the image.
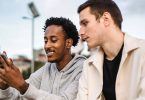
[44,41,51,49]
[79,27,85,35]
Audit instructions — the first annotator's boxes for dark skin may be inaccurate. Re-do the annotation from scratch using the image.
[0,78,9,90]
[44,25,73,71]
[0,55,28,94]
[0,25,73,94]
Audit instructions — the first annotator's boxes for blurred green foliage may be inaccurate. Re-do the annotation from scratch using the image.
[22,61,45,79]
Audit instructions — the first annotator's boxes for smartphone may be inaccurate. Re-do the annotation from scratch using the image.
[0,52,8,68]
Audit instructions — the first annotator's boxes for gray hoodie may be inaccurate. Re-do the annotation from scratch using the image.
[0,54,86,100]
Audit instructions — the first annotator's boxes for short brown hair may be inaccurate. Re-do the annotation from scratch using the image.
[78,0,123,29]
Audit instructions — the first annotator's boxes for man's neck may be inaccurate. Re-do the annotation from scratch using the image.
[102,31,124,60]
[57,53,73,71]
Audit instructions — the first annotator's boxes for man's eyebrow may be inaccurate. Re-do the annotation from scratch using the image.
[50,35,57,38]
[44,34,57,38]
[80,19,86,25]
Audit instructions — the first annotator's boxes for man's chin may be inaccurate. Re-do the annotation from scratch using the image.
[47,59,56,63]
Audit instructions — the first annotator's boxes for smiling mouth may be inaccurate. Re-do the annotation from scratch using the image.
[47,51,55,56]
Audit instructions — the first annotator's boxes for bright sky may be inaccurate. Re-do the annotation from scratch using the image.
[0,0,145,59]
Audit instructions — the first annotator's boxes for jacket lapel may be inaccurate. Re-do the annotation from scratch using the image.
[87,47,104,99]
[88,47,104,77]
[118,34,139,75]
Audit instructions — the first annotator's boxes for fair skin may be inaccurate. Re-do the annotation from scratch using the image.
[0,25,73,94]
[79,7,124,60]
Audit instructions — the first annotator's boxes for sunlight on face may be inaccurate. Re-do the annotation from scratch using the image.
[44,25,67,62]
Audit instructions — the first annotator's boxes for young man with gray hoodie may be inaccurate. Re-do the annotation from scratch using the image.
[0,17,86,100]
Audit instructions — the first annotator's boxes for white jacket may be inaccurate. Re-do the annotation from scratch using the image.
[76,34,145,100]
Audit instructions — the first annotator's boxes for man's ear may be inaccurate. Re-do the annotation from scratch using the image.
[102,12,112,27]
[66,38,73,48]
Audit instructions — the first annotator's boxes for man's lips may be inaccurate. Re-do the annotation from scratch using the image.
[46,51,55,56]
[82,37,89,41]
[45,49,55,56]
[46,51,54,56]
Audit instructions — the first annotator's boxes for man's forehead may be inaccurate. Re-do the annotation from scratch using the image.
[79,7,91,15]
[79,7,91,18]
[45,27,65,38]
[46,25,63,31]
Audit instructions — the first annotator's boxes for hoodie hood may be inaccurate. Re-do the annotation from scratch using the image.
[61,54,86,73]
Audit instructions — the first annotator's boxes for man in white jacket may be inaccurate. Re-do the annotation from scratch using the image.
[0,17,86,100]
[76,0,145,100]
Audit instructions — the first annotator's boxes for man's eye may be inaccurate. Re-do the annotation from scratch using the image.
[52,40,57,43]
[82,21,88,26]
[44,40,47,44]
[51,38,57,43]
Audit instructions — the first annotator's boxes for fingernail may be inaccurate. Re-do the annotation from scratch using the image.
[10,58,13,62]
[3,51,6,54]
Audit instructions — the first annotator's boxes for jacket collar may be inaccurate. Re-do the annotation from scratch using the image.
[119,33,140,70]
[86,33,140,72]
[87,47,104,76]
[123,33,139,54]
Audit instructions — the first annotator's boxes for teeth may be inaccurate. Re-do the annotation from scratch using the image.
[47,52,54,56]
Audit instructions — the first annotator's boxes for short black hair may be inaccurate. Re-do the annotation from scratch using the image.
[43,17,79,46]
[78,0,123,29]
